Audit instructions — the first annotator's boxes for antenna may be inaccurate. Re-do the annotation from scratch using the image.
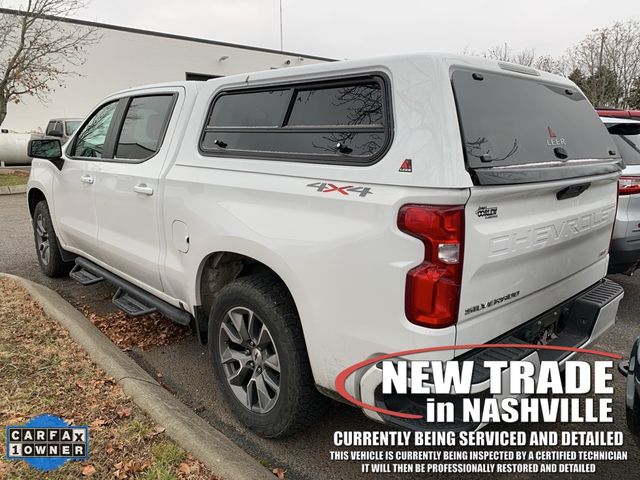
[279,0,284,51]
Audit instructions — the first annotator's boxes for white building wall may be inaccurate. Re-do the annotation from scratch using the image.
[3,19,329,133]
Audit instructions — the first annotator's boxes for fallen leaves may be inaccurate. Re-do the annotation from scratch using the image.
[116,408,132,418]
[114,459,151,478]
[0,278,217,480]
[77,304,190,350]
[90,418,109,429]
[177,454,204,478]
[273,467,287,479]
[81,464,96,476]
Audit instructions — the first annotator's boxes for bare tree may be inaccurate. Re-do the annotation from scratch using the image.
[534,54,570,76]
[513,49,536,67]
[481,43,537,67]
[0,0,100,126]
[567,20,640,107]
[483,43,513,62]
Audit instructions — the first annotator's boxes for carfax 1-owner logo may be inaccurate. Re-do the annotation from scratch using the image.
[5,414,89,472]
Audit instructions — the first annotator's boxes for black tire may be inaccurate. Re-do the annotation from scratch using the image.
[627,405,640,436]
[208,273,330,438]
[32,201,73,278]
[627,380,640,436]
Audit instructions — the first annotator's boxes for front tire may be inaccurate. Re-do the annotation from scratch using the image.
[208,273,330,438]
[32,201,73,277]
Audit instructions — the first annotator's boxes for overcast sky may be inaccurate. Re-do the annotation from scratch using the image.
[24,0,640,59]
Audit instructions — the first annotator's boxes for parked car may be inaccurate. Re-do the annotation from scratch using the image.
[599,115,640,274]
[27,54,624,437]
[44,118,83,144]
[618,336,640,436]
[596,108,640,121]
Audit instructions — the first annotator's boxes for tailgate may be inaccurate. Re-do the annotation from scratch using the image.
[450,64,622,330]
[459,175,617,324]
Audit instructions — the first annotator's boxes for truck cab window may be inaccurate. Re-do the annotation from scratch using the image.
[115,95,175,161]
[71,102,118,158]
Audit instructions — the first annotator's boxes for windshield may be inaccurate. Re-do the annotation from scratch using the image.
[607,123,640,166]
[452,68,617,169]
[65,121,81,136]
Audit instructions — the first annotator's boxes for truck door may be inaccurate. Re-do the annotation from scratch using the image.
[91,90,181,292]
[52,101,119,258]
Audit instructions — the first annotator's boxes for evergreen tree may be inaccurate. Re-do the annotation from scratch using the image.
[569,69,587,92]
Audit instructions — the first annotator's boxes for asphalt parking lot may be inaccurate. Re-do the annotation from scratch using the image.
[1,191,639,479]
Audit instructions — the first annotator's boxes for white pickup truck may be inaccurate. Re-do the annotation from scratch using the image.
[27,53,624,437]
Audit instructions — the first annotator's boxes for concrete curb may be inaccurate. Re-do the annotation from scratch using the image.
[0,184,26,195]
[1,273,274,480]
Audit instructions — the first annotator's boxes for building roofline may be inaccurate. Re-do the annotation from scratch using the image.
[0,7,336,62]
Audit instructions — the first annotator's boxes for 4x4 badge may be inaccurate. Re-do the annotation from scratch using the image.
[307,182,373,197]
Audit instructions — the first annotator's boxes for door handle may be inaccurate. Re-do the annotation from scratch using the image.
[80,175,94,184]
[133,183,154,196]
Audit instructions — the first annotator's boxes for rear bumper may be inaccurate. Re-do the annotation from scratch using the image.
[359,279,623,430]
[608,237,640,274]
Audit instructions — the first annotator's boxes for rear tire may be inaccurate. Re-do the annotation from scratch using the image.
[208,273,330,438]
[32,201,73,278]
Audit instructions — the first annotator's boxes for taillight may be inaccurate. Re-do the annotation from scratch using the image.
[398,205,464,329]
[619,176,640,196]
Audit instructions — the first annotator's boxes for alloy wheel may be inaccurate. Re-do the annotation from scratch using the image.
[218,306,281,413]
[35,213,51,266]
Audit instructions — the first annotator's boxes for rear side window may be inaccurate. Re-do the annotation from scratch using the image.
[452,69,617,170]
[209,90,289,127]
[116,95,175,160]
[288,84,383,126]
[607,123,640,166]
[200,76,390,165]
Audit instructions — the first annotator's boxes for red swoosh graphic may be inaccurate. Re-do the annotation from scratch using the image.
[334,343,622,420]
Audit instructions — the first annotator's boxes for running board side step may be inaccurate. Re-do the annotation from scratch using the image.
[69,264,104,285]
[72,258,192,326]
[112,288,157,317]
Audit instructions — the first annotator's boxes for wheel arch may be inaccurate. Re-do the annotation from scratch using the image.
[27,187,48,218]
[28,186,75,264]
[193,250,305,345]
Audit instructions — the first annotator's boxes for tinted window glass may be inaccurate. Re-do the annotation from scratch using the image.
[202,131,383,160]
[288,83,382,126]
[72,102,118,158]
[608,127,640,165]
[202,76,389,164]
[46,121,63,136]
[452,69,617,169]
[65,121,81,136]
[208,90,290,127]
[116,95,174,160]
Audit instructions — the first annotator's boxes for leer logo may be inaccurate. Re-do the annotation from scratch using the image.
[399,159,413,173]
[5,414,89,472]
[547,126,567,147]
